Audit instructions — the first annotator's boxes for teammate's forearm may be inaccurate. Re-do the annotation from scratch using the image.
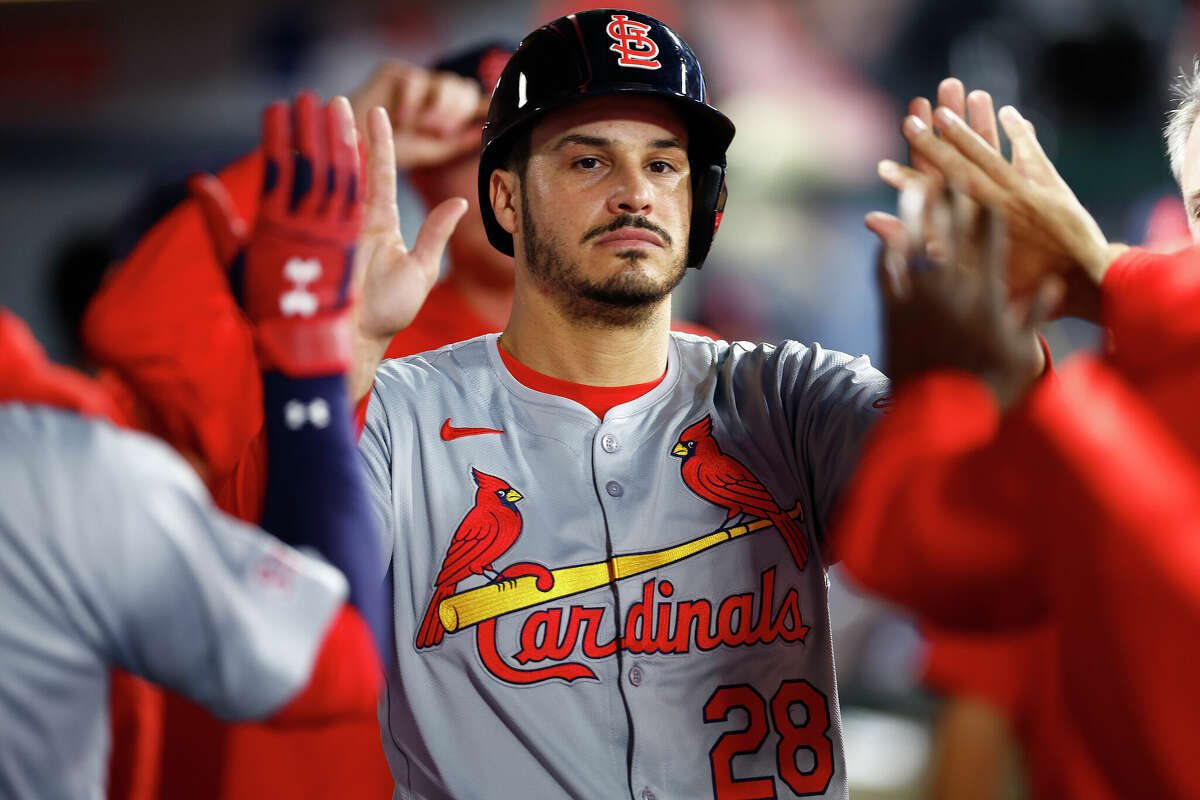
[261,371,387,652]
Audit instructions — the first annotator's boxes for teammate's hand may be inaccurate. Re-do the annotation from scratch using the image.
[867,78,999,251]
[869,79,1126,322]
[348,105,469,401]
[190,92,362,378]
[349,59,489,171]
[881,184,1060,412]
[900,91,1121,318]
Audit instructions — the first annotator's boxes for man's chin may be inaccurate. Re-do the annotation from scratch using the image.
[587,251,674,285]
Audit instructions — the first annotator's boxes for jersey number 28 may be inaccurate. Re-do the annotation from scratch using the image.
[703,680,834,798]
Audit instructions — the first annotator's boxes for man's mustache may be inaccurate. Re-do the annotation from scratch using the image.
[580,214,673,247]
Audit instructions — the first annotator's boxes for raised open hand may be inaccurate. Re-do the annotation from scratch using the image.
[868,79,1001,248]
[870,78,1125,321]
[881,185,1060,412]
[902,101,1121,318]
[349,106,469,400]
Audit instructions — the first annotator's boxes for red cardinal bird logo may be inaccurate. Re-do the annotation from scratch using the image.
[416,468,525,648]
[672,415,809,570]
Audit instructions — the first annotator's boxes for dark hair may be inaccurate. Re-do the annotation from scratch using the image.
[503,128,531,177]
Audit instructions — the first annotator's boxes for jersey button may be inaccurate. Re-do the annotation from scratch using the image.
[641,788,656,800]
[628,665,643,686]
[601,433,620,453]
[605,480,624,498]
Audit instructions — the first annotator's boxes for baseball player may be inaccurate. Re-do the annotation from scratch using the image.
[81,40,721,800]
[355,10,887,799]
[837,96,1200,798]
[0,93,386,799]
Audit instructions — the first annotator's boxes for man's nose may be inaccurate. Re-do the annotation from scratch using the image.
[606,163,653,216]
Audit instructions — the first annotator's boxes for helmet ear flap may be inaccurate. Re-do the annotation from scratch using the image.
[688,163,727,270]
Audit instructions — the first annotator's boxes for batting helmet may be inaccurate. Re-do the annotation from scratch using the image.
[478,8,734,269]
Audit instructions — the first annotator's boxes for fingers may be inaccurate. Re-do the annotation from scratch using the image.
[261,101,292,218]
[949,187,981,273]
[925,107,1014,194]
[362,107,401,241]
[973,204,1008,318]
[325,96,360,224]
[937,78,966,119]
[348,59,412,119]
[966,90,1000,150]
[865,210,913,302]
[473,92,492,121]
[877,158,929,192]
[422,73,483,135]
[188,173,247,265]
[411,197,469,267]
[864,211,909,252]
[1024,275,1064,330]
[875,244,909,302]
[389,69,480,134]
[907,96,936,175]
[390,66,432,134]
[998,105,1055,183]
[293,91,328,216]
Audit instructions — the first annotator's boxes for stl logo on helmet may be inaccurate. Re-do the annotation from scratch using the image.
[606,14,661,70]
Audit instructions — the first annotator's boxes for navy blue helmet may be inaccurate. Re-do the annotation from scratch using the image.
[478,9,734,269]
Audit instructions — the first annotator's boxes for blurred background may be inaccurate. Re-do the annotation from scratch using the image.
[2,0,1197,796]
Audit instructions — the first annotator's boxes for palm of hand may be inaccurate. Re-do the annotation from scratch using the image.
[352,219,439,344]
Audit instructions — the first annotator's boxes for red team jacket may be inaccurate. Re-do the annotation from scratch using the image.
[836,246,1200,800]
[83,151,718,799]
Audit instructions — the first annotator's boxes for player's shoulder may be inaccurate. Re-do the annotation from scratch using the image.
[369,336,500,424]
[0,403,204,499]
[374,334,493,391]
[672,332,877,377]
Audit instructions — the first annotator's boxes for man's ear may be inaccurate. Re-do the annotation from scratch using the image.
[490,168,519,236]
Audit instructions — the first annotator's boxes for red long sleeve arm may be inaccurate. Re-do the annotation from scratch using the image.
[834,371,1048,630]
[81,151,266,485]
[1100,246,1200,460]
[1102,245,1200,373]
[840,354,1200,799]
[1011,359,1200,800]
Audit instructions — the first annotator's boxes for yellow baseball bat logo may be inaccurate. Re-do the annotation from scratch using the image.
[438,503,804,633]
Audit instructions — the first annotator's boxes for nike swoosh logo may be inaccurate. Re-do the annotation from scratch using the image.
[441,418,505,441]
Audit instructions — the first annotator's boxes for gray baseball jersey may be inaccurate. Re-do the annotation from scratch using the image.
[359,332,887,800]
[0,404,347,800]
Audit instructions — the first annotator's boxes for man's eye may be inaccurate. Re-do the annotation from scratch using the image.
[648,160,676,173]
[575,157,602,169]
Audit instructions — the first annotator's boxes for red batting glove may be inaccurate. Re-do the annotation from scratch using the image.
[190,92,362,377]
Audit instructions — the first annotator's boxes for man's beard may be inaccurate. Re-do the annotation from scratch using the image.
[520,187,688,328]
